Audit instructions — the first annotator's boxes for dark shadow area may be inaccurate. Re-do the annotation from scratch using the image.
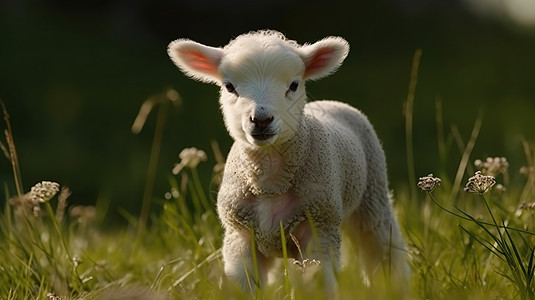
[1,0,534,223]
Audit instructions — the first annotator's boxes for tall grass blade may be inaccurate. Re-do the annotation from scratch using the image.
[171,249,221,288]
[435,97,448,174]
[404,49,423,201]
[249,224,262,299]
[138,102,168,238]
[503,224,526,277]
[280,221,291,296]
[526,247,535,295]
[190,167,212,213]
[429,192,535,236]
[450,115,482,200]
[520,140,535,204]
[241,251,255,298]
[1,99,24,197]
[455,206,505,252]
[458,225,505,262]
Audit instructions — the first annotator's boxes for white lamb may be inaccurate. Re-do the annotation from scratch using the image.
[168,30,410,292]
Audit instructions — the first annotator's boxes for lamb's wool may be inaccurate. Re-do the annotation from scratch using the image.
[168,30,410,291]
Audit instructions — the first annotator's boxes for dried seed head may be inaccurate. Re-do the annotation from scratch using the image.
[46,293,62,300]
[417,174,442,192]
[293,258,321,273]
[29,181,60,203]
[9,193,41,218]
[69,205,97,225]
[464,171,496,193]
[55,187,71,223]
[474,156,509,177]
[493,184,506,193]
[180,147,207,168]
[172,147,207,174]
[519,202,535,212]
[520,166,535,177]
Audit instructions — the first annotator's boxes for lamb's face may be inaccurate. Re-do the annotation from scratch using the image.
[168,30,349,147]
[218,46,307,147]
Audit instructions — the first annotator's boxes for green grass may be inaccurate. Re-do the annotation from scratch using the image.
[2,89,535,300]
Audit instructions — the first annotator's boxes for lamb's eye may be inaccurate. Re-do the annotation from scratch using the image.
[288,81,299,92]
[225,83,237,95]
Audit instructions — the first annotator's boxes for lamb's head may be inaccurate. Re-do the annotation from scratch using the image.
[168,30,349,147]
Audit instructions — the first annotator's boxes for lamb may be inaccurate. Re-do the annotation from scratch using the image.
[167,30,410,292]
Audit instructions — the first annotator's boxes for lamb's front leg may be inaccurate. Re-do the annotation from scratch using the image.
[222,229,274,293]
[291,221,341,296]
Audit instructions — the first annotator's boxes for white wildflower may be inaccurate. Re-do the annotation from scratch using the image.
[46,293,62,300]
[172,147,207,174]
[474,156,509,177]
[417,174,442,192]
[293,258,321,273]
[464,171,496,193]
[29,181,60,203]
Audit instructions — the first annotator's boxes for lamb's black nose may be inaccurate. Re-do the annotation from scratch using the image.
[250,116,274,129]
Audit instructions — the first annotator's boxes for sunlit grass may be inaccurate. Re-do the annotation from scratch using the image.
[2,87,535,300]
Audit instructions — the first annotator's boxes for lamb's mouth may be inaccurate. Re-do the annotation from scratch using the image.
[252,133,275,141]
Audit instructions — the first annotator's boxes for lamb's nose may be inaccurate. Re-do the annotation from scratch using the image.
[250,116,274,129]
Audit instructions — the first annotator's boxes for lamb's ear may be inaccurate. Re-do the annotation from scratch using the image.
[298,37,349,81]
[168,39,224,84]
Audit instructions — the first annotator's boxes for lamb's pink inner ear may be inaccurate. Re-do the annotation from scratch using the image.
[305,48,335,77]
[183,50,219,75]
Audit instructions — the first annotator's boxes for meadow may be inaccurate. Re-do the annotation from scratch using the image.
[2,60,535,299]
[3,1,535,298]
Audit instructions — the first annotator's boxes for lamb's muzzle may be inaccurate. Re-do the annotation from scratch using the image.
[250,116,274,141]
[167,29,410,294]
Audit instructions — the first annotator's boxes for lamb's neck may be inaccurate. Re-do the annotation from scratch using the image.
[240,128,309,196]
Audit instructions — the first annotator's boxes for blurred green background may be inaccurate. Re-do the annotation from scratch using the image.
[1,0,534,222]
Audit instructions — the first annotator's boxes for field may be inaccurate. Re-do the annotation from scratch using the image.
[2,72,535,300]
[3,0,535,298]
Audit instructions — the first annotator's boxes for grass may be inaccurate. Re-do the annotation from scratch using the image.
[2,84,535,300]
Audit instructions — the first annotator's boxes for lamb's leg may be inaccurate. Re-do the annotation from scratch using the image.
[347,197,410,286]
[222,229,274,293]
[292,221,341,296]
